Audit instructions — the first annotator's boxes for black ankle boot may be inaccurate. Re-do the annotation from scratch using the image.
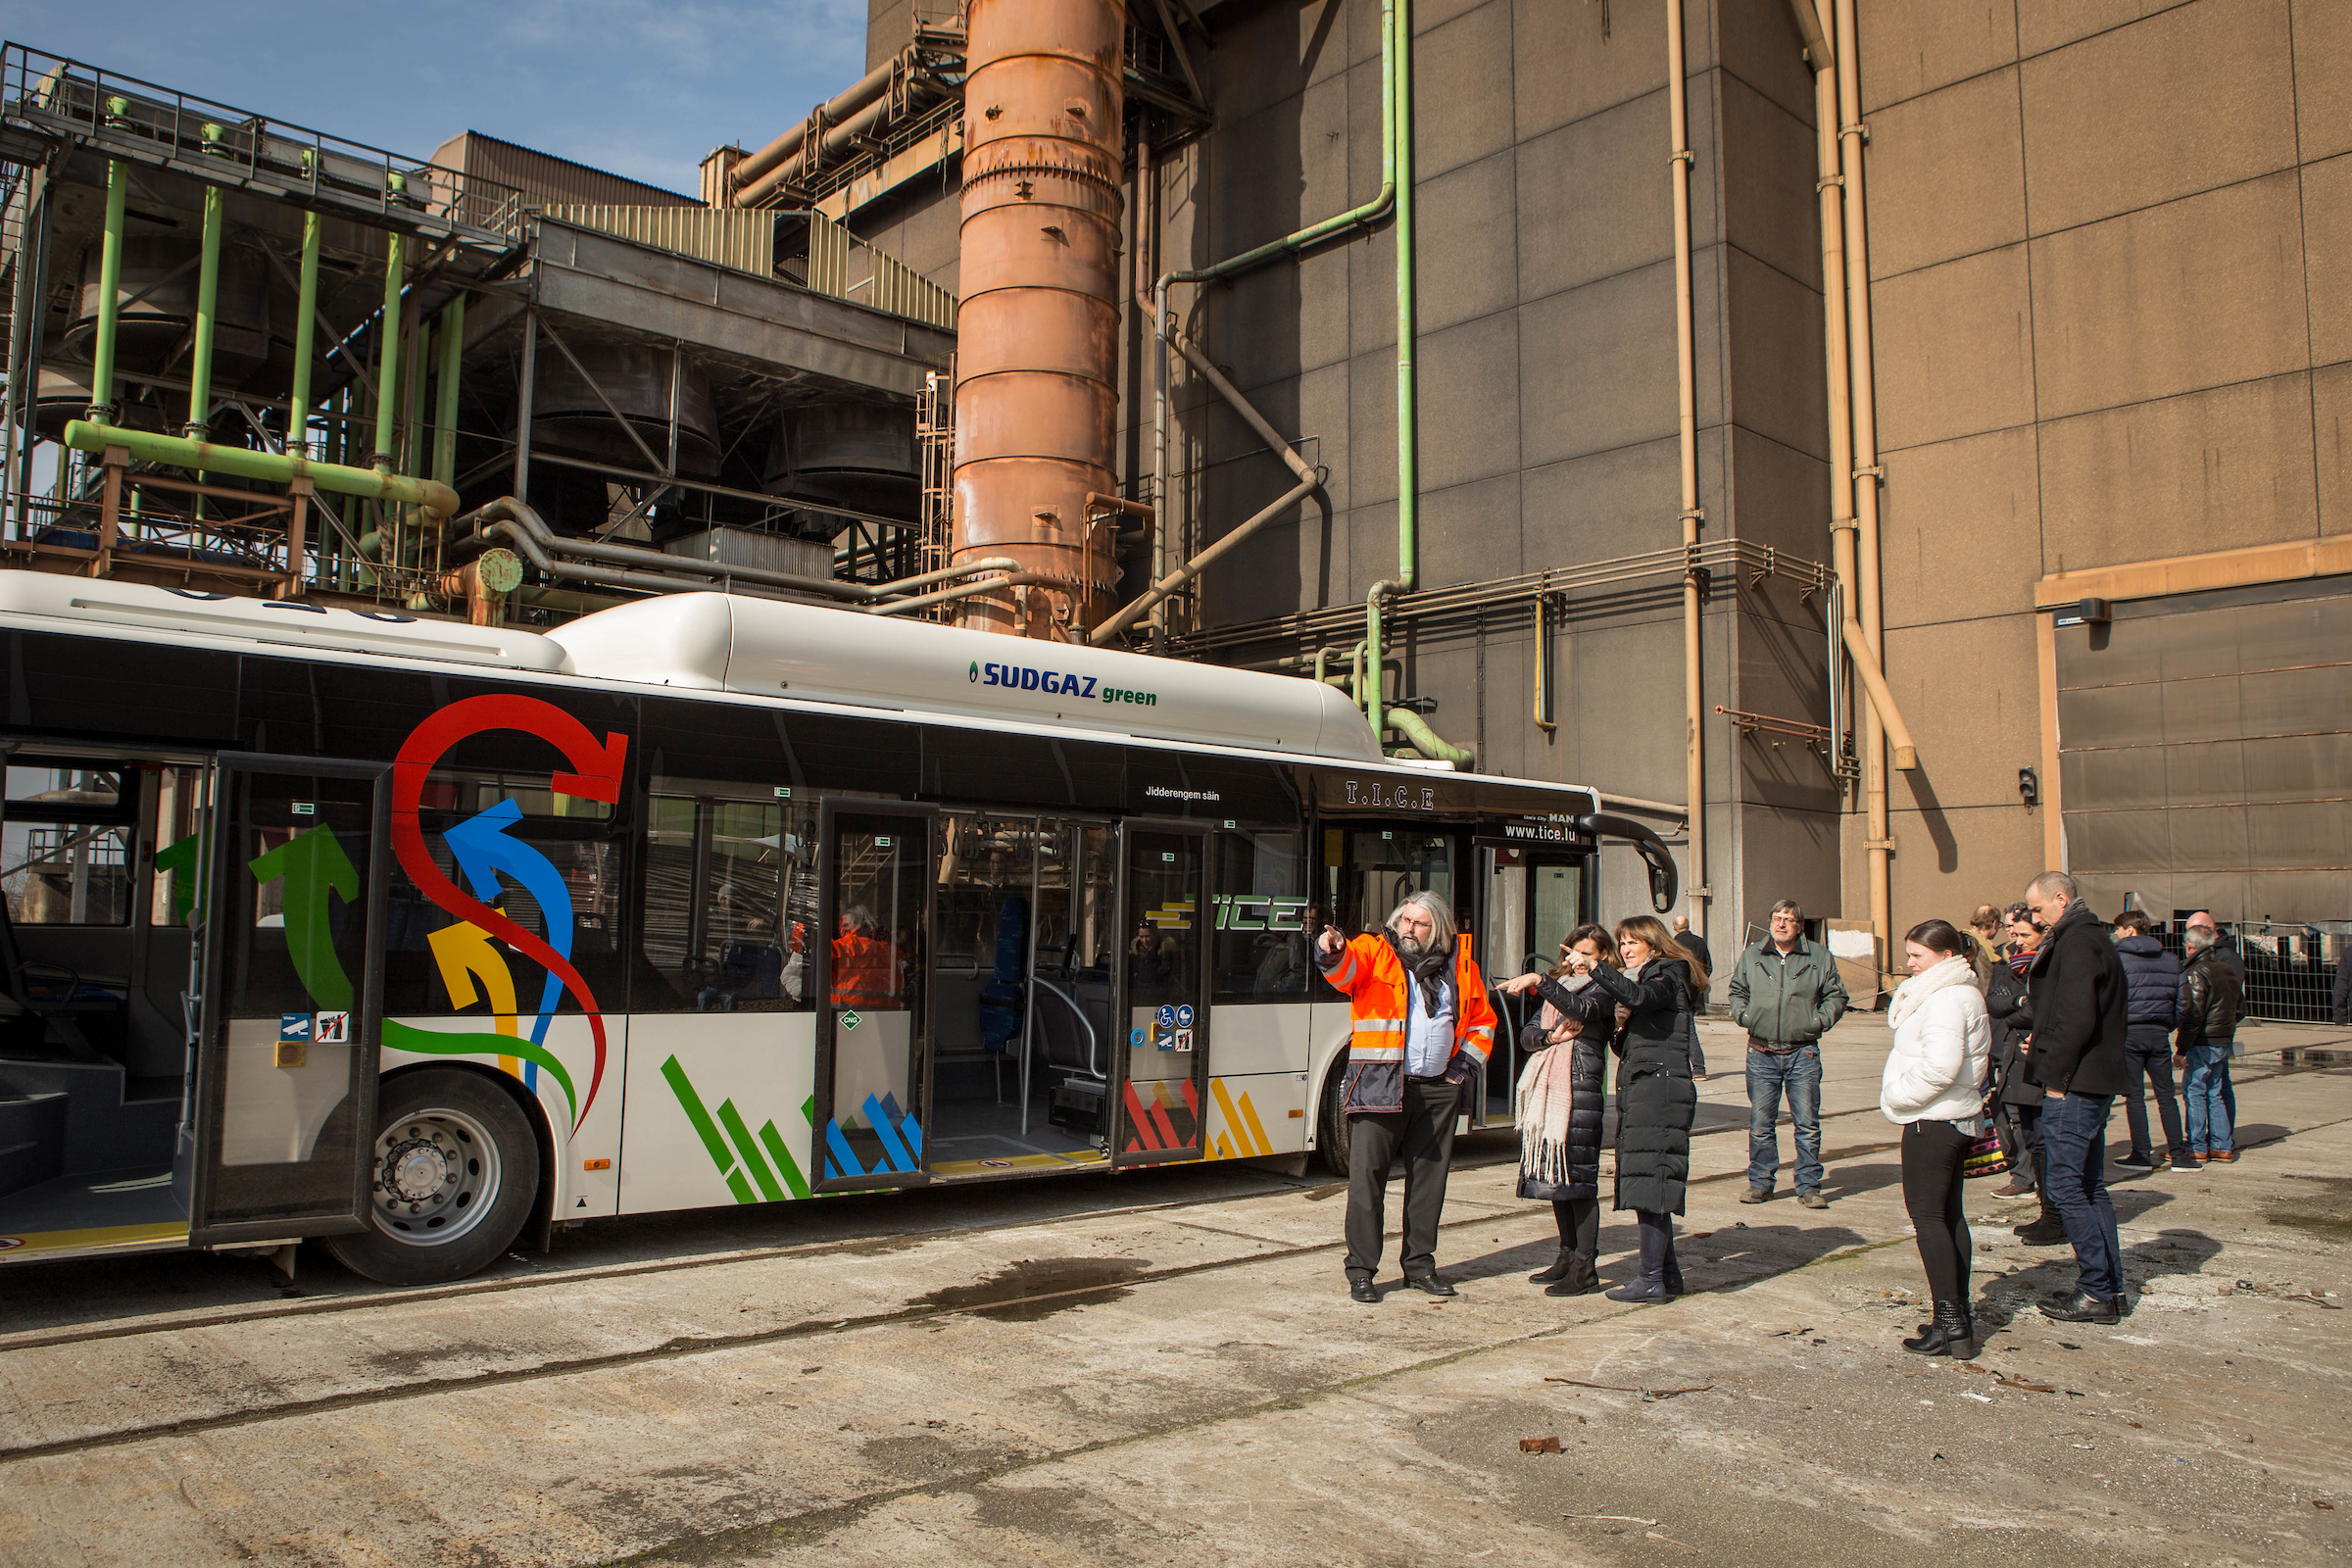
[2013,1200,2069,1247]
[1529,1248,1576,1284]
[1544,1253,1600,1298]
[1903,1300,1976,1358]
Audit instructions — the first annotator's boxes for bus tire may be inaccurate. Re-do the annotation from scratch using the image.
[325,1068,540,1287]
[1317,1055,1351,1178]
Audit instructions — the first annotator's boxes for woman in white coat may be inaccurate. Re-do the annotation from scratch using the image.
[1882,917,1993,1359]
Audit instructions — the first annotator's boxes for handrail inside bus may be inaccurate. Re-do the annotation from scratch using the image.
[1031,977,1102,1082]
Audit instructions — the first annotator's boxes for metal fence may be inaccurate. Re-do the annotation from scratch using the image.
[2151,920,2345,1025]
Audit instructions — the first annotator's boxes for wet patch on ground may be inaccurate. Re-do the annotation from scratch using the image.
[2265,1173,2352,1243]
[906,1257,1152,1322]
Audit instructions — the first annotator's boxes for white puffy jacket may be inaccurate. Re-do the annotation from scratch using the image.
[1880,956,1992,1126]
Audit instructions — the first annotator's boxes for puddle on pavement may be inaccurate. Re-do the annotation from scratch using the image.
[2265,1174,2352,1244]
[2278,1049,2352,1071]
[910,1256,1152,1322]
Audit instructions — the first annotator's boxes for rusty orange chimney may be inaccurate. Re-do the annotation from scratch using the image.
[953,0,1127,638]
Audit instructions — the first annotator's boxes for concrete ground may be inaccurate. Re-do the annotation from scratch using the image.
[2,1014,2348,1567]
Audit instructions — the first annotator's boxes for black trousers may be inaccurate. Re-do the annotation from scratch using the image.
[2121,1023,2187,1160]
[1346,1076,1459,1279]
[1553,1195,1599,1257]
[1901,1119,1974,1305]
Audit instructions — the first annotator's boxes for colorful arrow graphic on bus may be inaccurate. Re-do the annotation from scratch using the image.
[392,692,627,1129]
[248,824,358,1011]
[443,798,574,1050]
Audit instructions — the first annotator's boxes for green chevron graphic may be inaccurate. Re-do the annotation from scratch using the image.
[661,1054,814,1202]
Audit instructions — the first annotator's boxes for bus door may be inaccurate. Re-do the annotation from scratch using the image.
[1110,819,1211,1165]
[188,755,390,1247]
[810,800,934,1191]
[1477,841,1594,1125]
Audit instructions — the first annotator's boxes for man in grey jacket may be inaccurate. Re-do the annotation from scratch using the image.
[1728,900,1849,1207]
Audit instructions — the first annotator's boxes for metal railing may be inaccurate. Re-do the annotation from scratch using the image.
[0,42,530,241]
[2142,919,2343,1025]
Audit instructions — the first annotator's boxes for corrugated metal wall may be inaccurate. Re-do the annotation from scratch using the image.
[2056,579,2352,924]
[544,205,780,276]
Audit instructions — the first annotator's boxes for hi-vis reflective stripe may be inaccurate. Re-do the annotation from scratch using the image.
[1348,1040,1408,1059]
[1327,953,1362,986]
[1354,1018,1405,1033]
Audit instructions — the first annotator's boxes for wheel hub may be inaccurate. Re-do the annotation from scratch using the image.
[368,1108,501,1244]
[384,1137,456,1205]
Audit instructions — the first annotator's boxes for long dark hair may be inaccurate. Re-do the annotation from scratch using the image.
[1548,921,1620,978]
[1616,913,1711,992]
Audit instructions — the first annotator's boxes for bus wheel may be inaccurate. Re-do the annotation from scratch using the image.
[325,1069,540,1287]
[1317,1057,1351,1178]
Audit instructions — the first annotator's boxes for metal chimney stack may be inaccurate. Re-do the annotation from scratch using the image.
[952,0,1126,638]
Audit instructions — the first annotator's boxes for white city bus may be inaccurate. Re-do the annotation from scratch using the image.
[0,577,1676,1285]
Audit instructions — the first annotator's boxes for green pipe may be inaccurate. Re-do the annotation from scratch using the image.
[63,420,460,513]
[433,294,466,488]
[1366,0,1419,752]
[405,313,429,501]
[371,229,406,468]
[183,184,223,437]
[1388,707,1472,766]
[87,161,128,417]
[287,211,321,456]
[1161,0,1396,291]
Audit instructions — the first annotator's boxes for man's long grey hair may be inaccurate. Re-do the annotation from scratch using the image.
[1385,891,1456,957]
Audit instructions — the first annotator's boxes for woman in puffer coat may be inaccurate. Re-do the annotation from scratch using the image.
[1574,914,1707,1302]
[1881,917,1993,1360]
[1499,923,1621,1298]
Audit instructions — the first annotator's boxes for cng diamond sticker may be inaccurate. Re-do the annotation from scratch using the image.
[841,1009,861,1031]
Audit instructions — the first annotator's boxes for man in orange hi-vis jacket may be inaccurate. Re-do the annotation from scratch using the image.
[831,905,903,1009]
[1314,890,1496,1303]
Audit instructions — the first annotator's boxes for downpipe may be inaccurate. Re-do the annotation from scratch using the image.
[1667,0,1708,947]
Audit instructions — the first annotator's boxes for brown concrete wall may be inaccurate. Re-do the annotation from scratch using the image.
[1857,0,2349,927]
[1126,0,1840,956]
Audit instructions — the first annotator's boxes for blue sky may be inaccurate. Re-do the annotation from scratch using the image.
[6,0,868,194]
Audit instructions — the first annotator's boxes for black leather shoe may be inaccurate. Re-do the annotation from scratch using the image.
[1348,1277,1379,1304]
[1903,1300,1977,1358]
[1403,1272,1457,1298]
[2039,1290,2121,1324]
[1529,1249,1576,1284]
[1544,1255,1601,1298]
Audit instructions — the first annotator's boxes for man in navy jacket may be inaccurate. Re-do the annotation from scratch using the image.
[2112,911,2192,1172]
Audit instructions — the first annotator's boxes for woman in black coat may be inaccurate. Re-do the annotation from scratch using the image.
[1984,939,2038,1198]
[1499,923,1619,1298]
[1575,913,1707,1302]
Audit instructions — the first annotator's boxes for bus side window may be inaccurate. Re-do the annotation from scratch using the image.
[1213,829,1307,1001]
[639,795,798,1014]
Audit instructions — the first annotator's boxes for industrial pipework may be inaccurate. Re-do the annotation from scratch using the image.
[951,0,1128,639]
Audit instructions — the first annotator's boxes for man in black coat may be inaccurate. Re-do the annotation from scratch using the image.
[2022,871,2132,1323]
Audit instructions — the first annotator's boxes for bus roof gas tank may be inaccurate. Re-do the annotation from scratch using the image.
[545,593,1382,762]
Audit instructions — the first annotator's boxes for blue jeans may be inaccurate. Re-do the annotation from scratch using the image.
[2040,1092,2124,1302]
[2181,1046,2234,1154]
[1746,1044,1823,1193]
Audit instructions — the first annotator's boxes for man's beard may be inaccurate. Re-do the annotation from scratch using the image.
[1394,930,1433,959]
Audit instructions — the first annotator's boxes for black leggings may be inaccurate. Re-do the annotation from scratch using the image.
[1901,1119,1974,1304]
[1552,1197,1599,1257]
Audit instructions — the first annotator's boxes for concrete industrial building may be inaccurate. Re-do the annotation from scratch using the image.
[4,0,2343,996]
[811,0,2350,984]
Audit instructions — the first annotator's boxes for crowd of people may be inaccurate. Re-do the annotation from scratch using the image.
[1313,871,2251,1351]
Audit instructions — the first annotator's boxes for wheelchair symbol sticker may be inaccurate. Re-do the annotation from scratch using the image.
[1155,1004,1176,1029]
